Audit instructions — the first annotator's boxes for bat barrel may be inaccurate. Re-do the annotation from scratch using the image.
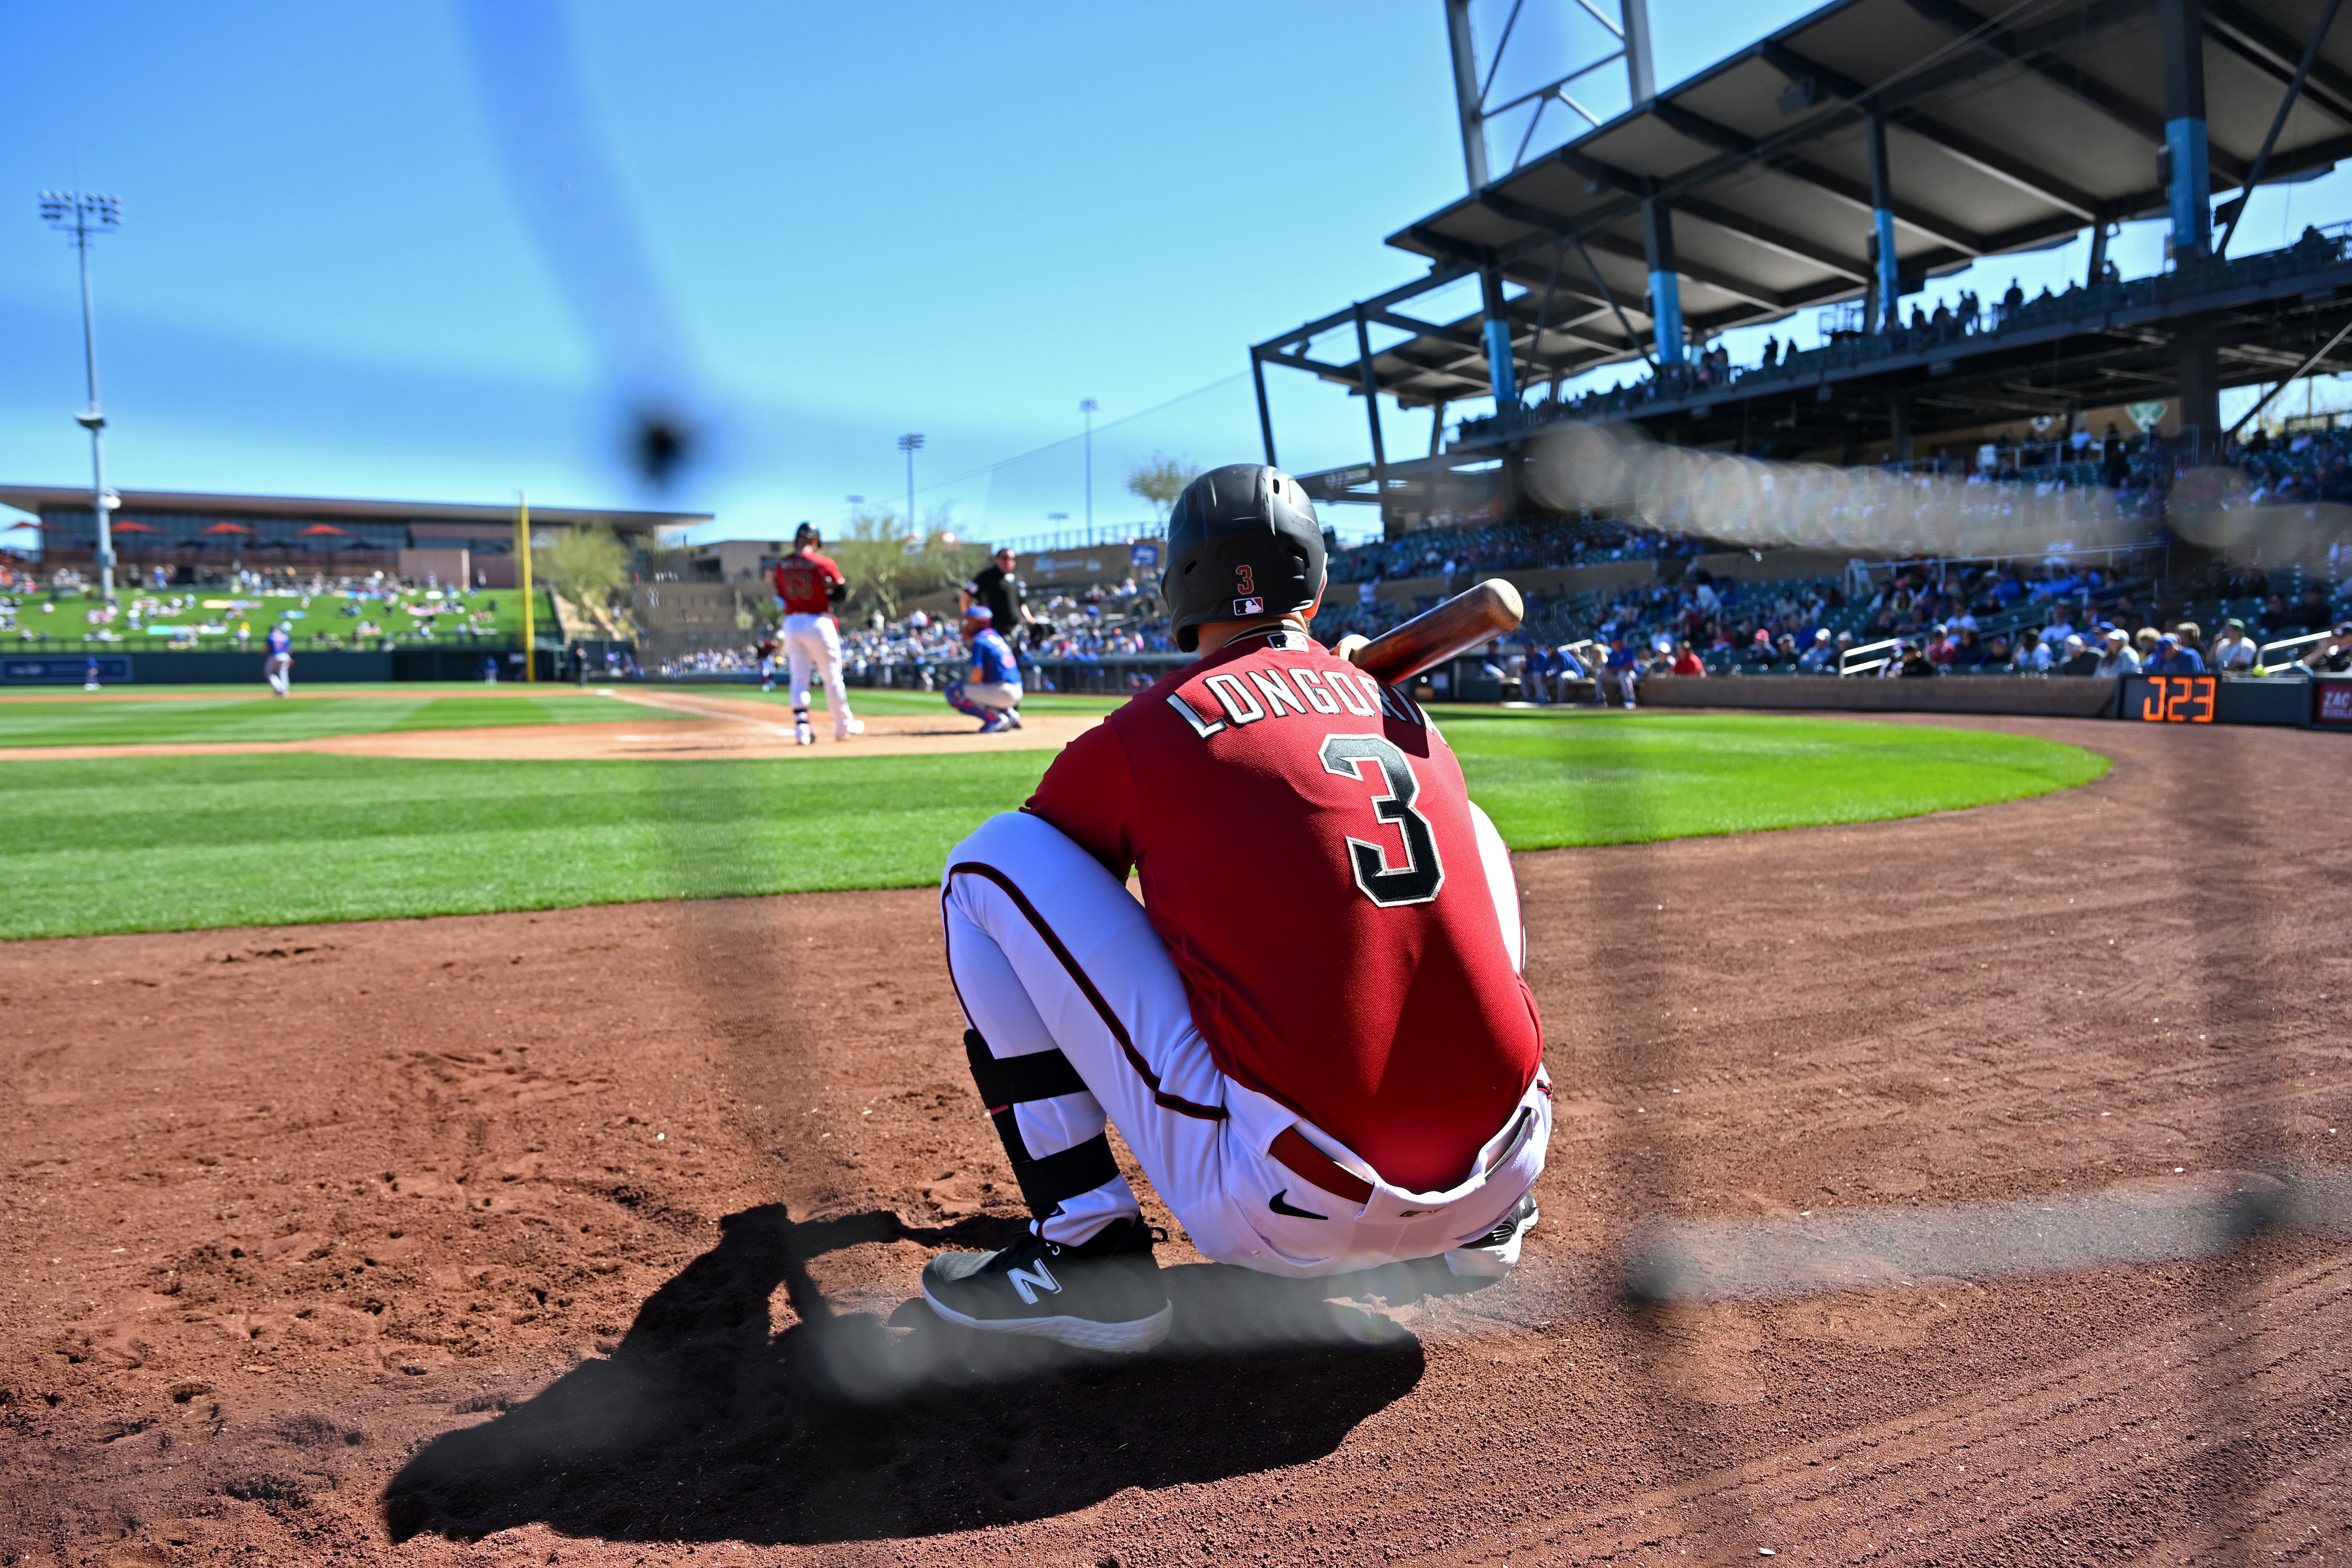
[1347,579,1524,687]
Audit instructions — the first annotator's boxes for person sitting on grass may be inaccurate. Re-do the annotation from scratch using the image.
[945,605,1024,734]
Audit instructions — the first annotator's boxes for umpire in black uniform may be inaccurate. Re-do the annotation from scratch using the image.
[960,546,1038,650]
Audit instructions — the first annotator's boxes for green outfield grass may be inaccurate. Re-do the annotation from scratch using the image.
[0,709,2106,939]
[0,691,689,747]
[1442,710,2110,847]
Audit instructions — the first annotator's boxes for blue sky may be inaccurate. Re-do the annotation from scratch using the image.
[5,1,2345,550]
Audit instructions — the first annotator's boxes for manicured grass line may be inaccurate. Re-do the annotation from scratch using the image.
[1444,712,2108,847]
[726,688,1124,719]
[0,695,682,748]
[0,715,2106,939]
[0,752,1056,939]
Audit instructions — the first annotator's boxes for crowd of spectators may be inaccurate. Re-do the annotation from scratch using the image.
[1432,540,2350,702]
[662,579,1182,686]
[635,499,2352,698]
[1325,516,1698,585]
[1457,224,2350,447]
[1,568,522,652]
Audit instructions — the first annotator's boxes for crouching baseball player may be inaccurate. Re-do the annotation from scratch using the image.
[945,605,1023,733]
[925,464,1548,1353]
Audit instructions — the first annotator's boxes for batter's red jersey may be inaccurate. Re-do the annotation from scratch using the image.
[772,550,845,615]
[1024,627,1542,1193]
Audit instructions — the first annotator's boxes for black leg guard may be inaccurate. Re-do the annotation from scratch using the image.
[963,1028,1119,1222]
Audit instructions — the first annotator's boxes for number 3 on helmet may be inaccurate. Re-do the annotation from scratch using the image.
[1161,465,1328,654]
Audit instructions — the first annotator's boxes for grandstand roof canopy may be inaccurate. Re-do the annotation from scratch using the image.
[0,484,707,535]
[1264,0,2352,408]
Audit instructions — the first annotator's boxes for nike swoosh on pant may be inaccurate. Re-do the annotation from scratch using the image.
[1268,1189,1328,1221]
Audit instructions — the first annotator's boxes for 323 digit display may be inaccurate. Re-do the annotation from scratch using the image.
[2130,674,2215,723]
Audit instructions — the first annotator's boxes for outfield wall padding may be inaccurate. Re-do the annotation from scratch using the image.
[1639,674,2122,718]
[82,648,557,685]
[123,651,396,684]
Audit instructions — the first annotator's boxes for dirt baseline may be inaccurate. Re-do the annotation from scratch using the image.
[0,690,1096,762]
[1,716,2347,1566]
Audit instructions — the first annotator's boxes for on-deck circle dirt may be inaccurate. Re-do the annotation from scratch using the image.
[1,714,2345,1565]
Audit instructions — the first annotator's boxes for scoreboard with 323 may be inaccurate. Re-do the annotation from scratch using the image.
[2126,675,2215,723]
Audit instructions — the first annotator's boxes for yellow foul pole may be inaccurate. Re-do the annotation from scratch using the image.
[517,491,535,683]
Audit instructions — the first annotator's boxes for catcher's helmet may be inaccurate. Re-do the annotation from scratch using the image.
[1160,464,1325,653]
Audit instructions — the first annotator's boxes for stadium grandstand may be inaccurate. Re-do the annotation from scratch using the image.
[1222,0,2352,702]
[0,485,703,589]
[1257,0,2352,513]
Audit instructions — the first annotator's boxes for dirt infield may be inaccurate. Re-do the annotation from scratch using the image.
[0,691,1095,762]
[2,715,2346,1566]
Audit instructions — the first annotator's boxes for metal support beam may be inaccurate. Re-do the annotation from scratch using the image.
[1571,235,1657,370]
[1642,198,1684,365]
[1868,113,1901,333]
[2215,0,2345,258]
[1445,0,1490,190]
[1751,46,2097,227]
[1365,308,1483,347]
[1648,95,1992,256]
[1264,350,1367,382]
[1258,263,1470,353]
[1429,400,1449,458]
[1458,191,1796,309]
[1578,224,1786,312]
[1479,265,1520,403]
[2162,0,2214,264]
[2087,220,2110,286]
[1623,0,1655,101]
[1250,350,1277,468]
[2227,318,2352,435]
[1905,0,2240,180]
[1676,196,1870,281]
[1353,307,1392,532]
[2203,1,2352,128]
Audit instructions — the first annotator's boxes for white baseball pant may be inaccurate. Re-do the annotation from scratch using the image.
[939,809,1549,1280]
[782,612,854,733]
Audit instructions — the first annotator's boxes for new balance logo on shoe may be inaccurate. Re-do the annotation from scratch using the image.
[1005,1259,1061,1304]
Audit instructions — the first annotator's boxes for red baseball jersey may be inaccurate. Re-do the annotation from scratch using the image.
[1024,627,1542,1193]
[772,550,845,616]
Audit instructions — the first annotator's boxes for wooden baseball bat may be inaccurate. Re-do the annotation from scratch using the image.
[1341,579,1525,686]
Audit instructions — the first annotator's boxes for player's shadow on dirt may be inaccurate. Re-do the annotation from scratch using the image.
[381,1203,1437,1547]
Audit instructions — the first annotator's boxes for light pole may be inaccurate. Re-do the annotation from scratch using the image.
[897,433,924,537]
[1079,398,1098,540]
[40,191,122,605]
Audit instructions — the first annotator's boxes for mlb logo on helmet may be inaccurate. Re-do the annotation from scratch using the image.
[1233,596,1265,616]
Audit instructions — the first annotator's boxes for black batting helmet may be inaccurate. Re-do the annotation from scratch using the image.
[1161,464,1326,653]
[794,522,819,547]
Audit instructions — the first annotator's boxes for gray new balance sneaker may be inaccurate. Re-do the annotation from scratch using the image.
[921,1218,1172,1353]
[1444,1192,1538,1279]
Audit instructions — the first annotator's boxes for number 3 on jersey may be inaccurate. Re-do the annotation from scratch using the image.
[1319,734,1444,906]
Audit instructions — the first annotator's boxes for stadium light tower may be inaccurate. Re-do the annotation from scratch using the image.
[896,433,924,534]
[1079,398,1099,536]
[39,191,123,605]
